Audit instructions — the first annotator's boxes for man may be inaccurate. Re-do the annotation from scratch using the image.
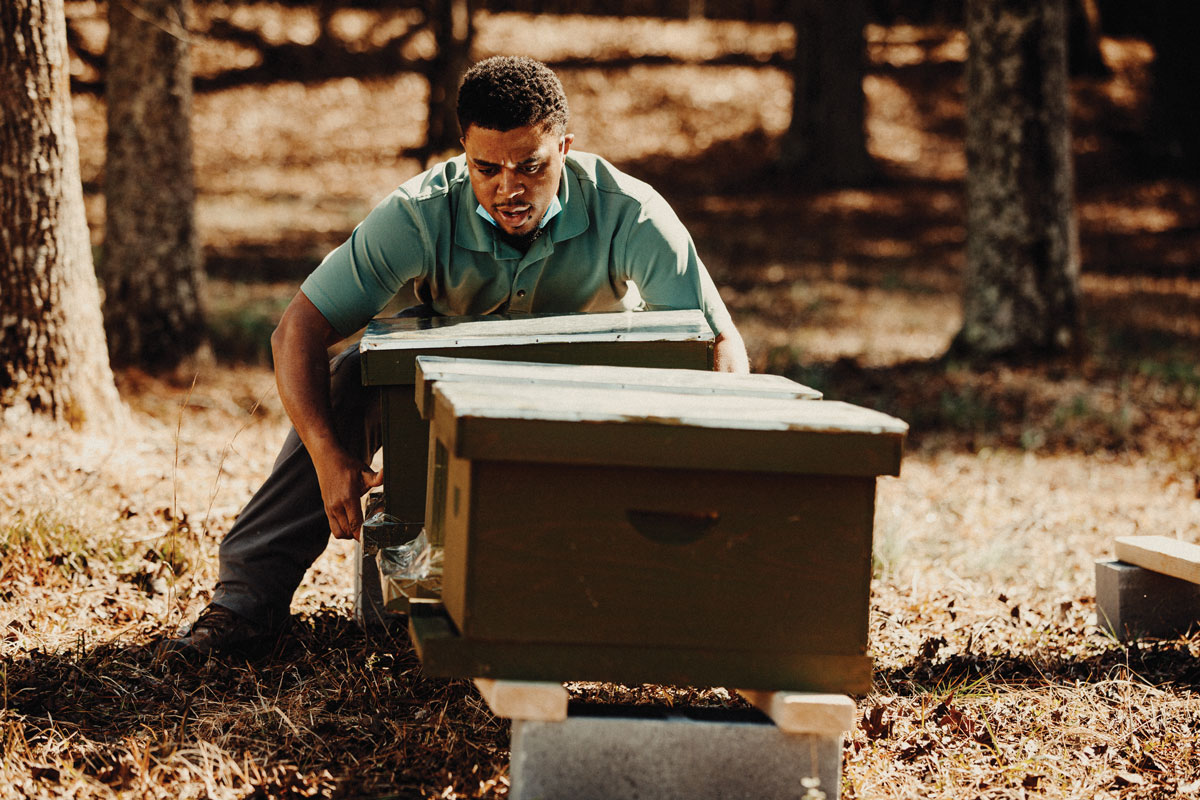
[166,55,749,657]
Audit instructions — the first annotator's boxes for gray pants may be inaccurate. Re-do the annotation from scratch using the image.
[212,306,433,628]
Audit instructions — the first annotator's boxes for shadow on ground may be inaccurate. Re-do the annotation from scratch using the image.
[4,611,505,797]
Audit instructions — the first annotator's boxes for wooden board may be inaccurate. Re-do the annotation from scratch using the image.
[409,602,874,694]
[436,382,896,434]
[736,690,856,736]
[433,384,907,476]
[413,356,821,418]
[473,678,568,722]
[1115,535,1200,585]
[361,310,713,384]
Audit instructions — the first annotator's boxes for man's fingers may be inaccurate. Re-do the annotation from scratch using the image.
[328,497,360,540]
[327,506,349,540]
[346,501,364,541]
[319,461,380,540]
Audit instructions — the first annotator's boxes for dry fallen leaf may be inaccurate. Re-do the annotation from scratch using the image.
[1114,771,1146,787]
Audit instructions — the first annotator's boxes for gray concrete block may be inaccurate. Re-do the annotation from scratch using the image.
[1095,559,1200,640]
[510,706,843,800]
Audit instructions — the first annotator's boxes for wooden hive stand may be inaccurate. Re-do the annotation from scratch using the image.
[1095,535,1200,639]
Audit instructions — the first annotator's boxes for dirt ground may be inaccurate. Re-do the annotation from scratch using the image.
[3,8,1200,799]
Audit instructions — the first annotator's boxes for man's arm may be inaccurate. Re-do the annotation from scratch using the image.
[271,291,382,540]
[614,191,749,372]
[714,329,750,373]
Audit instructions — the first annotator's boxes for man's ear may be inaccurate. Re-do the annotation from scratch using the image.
[562,133,575,156]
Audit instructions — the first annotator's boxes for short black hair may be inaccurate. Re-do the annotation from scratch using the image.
[456,56,569,136]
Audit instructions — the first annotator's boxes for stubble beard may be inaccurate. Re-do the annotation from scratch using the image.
[496,224,545,253]
[495,207,546,252]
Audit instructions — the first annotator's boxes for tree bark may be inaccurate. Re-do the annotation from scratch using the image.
[1067,0,1107,77]
[421,0,474,161]
[954,0,1081,360]
[103,0,206,369]
[777,0,873,185]
[0,0,125,429]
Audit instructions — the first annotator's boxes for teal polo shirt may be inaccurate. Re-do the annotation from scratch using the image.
[300,151,734,338]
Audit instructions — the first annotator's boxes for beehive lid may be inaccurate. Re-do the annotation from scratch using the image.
[413,356,822,419]
[432,381,907,477]
[360,310,712,384]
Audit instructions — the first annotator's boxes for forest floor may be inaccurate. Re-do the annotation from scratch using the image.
[3,7,1200,799]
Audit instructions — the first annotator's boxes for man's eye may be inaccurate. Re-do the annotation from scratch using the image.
[521,163,541,174]
[476,165,498,176]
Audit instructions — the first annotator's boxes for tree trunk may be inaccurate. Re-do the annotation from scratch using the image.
[103,0,206,369]
[777,0,873,185]
[1067,0,1107,77]
[1142,0,1200,176]
[0,0,125,429]
[954,0,1081,360]
[421,0,474,161]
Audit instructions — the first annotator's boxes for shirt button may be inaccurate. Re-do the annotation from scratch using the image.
[516,289,527,298]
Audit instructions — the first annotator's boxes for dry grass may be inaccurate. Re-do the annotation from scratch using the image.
[4,371,1199,798]
[5,7,1200,799]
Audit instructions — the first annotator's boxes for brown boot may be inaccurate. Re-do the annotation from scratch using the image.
[158,604,284,660]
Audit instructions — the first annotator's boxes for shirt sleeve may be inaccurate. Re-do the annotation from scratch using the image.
[300,191,431,337]
[617,193,735,337]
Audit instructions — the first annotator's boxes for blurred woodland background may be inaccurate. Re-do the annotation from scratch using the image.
[3,0,1199,411]
[2,1,1200,798]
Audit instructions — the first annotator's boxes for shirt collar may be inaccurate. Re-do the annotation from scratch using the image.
[475,195,562,230]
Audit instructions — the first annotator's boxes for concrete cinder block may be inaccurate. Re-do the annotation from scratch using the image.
[1095,559,1200,640]
[510,706,843,800]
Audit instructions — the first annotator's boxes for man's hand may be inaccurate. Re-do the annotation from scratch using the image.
[272,291,380,540]
[311,444,384,540]
[714,329,751,373]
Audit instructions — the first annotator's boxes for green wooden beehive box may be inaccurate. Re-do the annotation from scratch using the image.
[409,361,908,693]
[359,310,714,530]
[355,310,713,623]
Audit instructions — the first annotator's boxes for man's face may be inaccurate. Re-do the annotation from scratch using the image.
[462,123,573,237]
